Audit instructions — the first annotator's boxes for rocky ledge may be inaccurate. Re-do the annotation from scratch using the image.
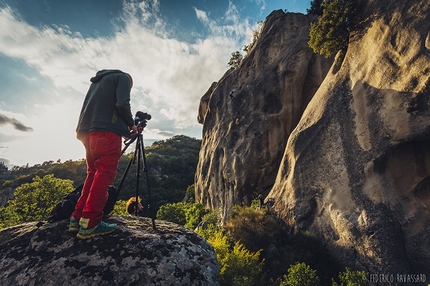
[0,216,219,286]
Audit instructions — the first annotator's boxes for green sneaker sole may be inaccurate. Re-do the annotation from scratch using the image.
[68,226,79,232]
[76,228,115,239]
[76,222,117,239]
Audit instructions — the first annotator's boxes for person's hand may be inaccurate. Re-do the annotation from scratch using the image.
[129,125,138,136]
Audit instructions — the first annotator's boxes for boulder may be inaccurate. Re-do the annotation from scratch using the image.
[268,0,430,276]
[0,217,219,285]
[195,10,333,222]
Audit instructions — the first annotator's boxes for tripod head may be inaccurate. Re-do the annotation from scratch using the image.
[134,111,151,132]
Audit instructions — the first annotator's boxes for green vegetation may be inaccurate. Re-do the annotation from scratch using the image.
[196,216,265,286]
[156,200,209,230]
[332,267,368,286]
[308,0,361,58]
[228,21,263,68]
[0,135,201,213]
[0,174,74,229]
[280,262,320,286]
[228,51,243,68]
[0,166,369,286]
[307,0,324,15]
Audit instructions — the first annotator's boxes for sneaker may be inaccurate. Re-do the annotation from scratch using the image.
[68,217,80,232]
[76,221,117,239]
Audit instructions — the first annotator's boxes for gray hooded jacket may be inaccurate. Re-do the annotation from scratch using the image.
[76,69,134,139]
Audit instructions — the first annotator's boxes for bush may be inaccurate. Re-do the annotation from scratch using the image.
[0,174,74,229]
[308,0,355,58]
[156,201,209,230]
[280,262,320,286]
[205,228,265,286]
[156,202,186,225]
[109,199,128,216]
[228,51,243,68]
[226,204,284,252]
[220,241,265,286]
[332,267,368,286]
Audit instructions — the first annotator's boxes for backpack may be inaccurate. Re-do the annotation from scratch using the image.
[48,184,118,222]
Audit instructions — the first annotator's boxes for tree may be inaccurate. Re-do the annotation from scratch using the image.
[307,0,324,15]
[243,21,263,56]
[228,51,243,68]
[0,161,8,173]
[280,262,320,286]
[0,174,74,228]
[308,0,357,58]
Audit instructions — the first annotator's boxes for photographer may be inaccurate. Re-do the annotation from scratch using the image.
[70,69,138,239]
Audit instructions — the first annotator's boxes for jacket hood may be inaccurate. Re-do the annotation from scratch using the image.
[90,69,124,83]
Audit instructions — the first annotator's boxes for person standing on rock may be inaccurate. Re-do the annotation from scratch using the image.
[69,69,138,239]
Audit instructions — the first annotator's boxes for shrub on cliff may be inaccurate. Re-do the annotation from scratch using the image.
[225,203,286,252]
[280,262,320,286]
[308,0,361,58]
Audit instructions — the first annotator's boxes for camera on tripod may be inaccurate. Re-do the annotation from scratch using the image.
[134,111,151,131]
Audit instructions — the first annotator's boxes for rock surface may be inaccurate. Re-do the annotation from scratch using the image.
[0,217,219,286]
[267,0,430,276]
[196,0,430,278]
[195,10,333,222]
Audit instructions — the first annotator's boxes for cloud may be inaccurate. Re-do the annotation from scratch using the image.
[0,0,255,166]
[0,113,33,132]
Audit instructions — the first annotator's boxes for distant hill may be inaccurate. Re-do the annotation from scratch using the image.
[0,135,201,208]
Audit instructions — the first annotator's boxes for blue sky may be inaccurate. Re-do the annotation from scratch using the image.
[0,0,309,167]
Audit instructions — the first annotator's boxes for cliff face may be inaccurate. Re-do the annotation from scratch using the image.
[0,217,219,285]
[196,0,430,276]
[195,11,333,220]
[267,0,430,275]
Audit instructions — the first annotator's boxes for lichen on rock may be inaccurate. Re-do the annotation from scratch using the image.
[0,216,219,286]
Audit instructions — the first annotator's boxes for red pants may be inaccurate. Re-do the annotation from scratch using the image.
[72,131,121,228]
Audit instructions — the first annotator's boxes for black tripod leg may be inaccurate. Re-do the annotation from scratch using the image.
[114,145,135,203]
[135,138,141,217]
[139,135,157,230]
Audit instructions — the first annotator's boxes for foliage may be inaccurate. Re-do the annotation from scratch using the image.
[332,267,368,286]
[156,201,209,230]
[308,0,358,58]
[0,161,8,173]
[204,227,265,286]
[220,241,265,286]
[183,202,208,229]
[243,21,263,55]
[280,262,320,286]
[0,135,201,216]
[228,21,262,68]
[0,174,74,229]
[307,0,324,15]
[109,199,129,216]
[114,135,201,208]
[226,204,285,252]
[156,202,187,225]
[228,51,243,68]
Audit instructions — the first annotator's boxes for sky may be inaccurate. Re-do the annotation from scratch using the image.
[0,0,309,168]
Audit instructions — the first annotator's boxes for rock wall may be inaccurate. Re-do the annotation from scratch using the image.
[0,217,219,285]
[267,0,430,276]
[195,10,333,221]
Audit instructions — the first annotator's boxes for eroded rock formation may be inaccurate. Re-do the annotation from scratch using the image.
[266,0,430,276]
[196,0,430,277]
[0,217,219,285]
[195,11,333,221]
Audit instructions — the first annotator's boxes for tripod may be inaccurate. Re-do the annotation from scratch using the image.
[115,131,157,230]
